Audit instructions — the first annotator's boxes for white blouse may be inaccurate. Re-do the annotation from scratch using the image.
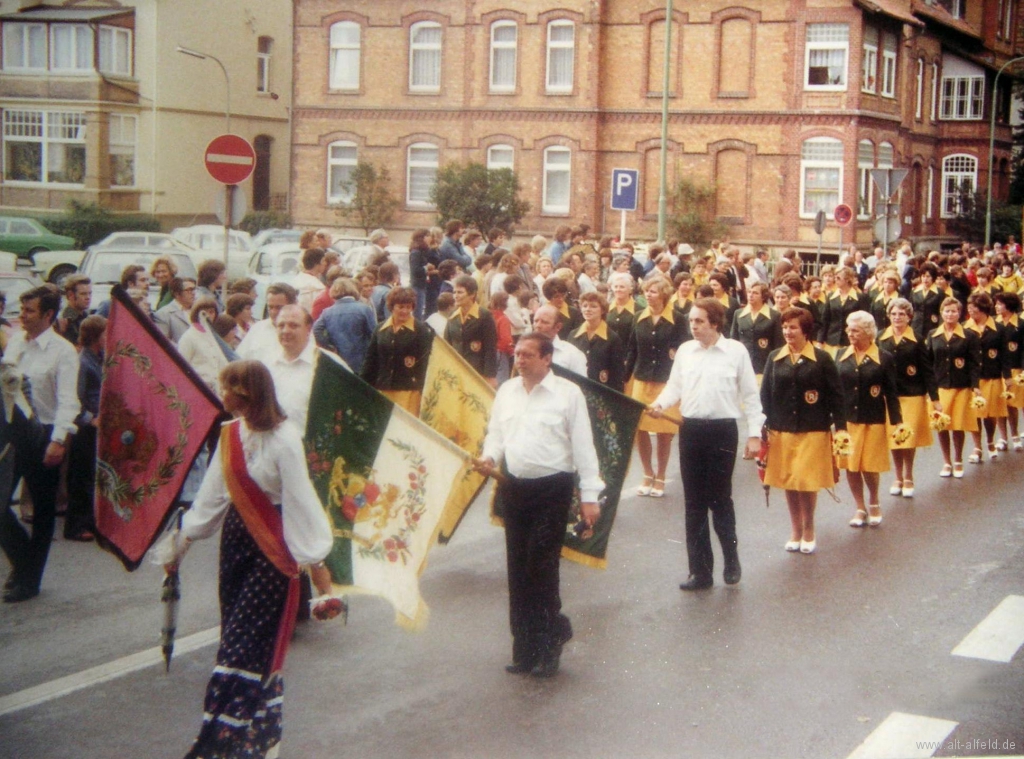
[182,419,333,566]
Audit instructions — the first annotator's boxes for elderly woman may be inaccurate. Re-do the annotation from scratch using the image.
[964,292,1011,462]
[760,307,845,554]
[533,257,554,302]
[607,271,638,348]
[878,298,936,497]
[152,255,179,311]
[819,268,867,351]
[730,282,783,380]
[361,287,434,415]
[994,292,1024,451]
[836,311,902,528]
[927,297,982,479]
[177,297,227,391]
[625,274,688,497]
[772,284,795,314]
[569,291,625,391]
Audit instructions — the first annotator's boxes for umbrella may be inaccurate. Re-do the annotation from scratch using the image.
[160,508,184,672]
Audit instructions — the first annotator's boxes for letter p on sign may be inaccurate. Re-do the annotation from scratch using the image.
[611,169,639,212]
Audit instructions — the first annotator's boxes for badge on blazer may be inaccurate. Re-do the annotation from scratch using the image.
[1010,342,1019,352]
[804,390,819,405]
[669,348,676,360]
[599,369,609,383]
[758,337,769,348]
[931,314,939,322]
[404,356,416,368]
[955,357,965,369]
[870,384,881,397]
[988,348,998,359]
[470,340,482,353]
[906,364,917,376]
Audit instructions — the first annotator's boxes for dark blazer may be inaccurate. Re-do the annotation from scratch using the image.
[998,315,1024,372]
[819,291,869,346]
[730,305,783,375]
[556,304,585,340]
[967,318,1012,381]
[799,294,827,338]
[361,318,434,391]
[910,285,944,339]
[877,328,938,400]
[444,305,497,379]
[835,344,903,426]
[607,300,637,349]
[761,343,846,433]
[870,292,898,332]
[926,324,981,390]
[568,322,626,392]
[625,305,689,383]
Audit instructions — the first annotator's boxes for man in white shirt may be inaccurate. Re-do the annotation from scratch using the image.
[475,332,602,678]
[293,248,327,314]
[0,286,80,603]
[262,304,319,434]
[237,283,298,361]
[532,305,587,376]
[650,297,764,592]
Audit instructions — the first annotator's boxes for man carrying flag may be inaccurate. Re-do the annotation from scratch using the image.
[475,332,602,678]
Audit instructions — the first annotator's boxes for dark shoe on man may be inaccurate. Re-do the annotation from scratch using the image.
[505,661,535,674]
[530,651,560,678]
[3,584,40,603]
[679,575,713,591]
[723,555,742,585]
[65,531,95,542]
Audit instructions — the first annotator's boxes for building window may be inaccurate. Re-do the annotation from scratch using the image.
[489,21,517,93]
[862,27,878,93]
[930,62,938,121]
[51,24,92,73]
[256,36,272,93]
[926,166,934,220]
[407,142,438,205]
[915,59,924,118]
[542,146,571,214]
[941,154,976,218]
[487,144,514,172]
[1002,0,1013,40]
[3,110,86,185]
[805,24,848,90]
[98,26,132,76]
[937,0,963,19]
[3,23,47,71]
[880,32,897,97]
[329,21,360,91]
[327,141,357,204]
[940,76,983,119]
[409,21,442,92]
[109,114,136,187]
[857,139,874,219]
[800,137,843,218]
[546,21,575,93]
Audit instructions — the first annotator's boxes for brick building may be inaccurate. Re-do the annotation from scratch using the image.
[290,0,1024,250]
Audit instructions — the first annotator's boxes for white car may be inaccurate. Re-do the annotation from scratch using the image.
[78,247,198,309]
[251,228,302,250]
[90,231,196,252]
[246,242,302,318]
[170,225,253,279]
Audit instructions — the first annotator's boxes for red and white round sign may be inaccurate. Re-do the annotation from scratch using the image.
[833,203,853,227]
[204,134,256,185]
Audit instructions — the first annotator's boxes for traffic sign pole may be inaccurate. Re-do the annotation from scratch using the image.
[610,168,639,244]
[620,210,627,245]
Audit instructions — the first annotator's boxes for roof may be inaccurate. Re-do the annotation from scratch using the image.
[855,0,924,28]
[911,0,982,39]
[0,6,133,23]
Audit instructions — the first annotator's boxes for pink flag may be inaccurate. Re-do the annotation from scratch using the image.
[94,286,225,570]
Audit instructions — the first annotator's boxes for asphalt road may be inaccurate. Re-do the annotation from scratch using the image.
[1,440,1022,759]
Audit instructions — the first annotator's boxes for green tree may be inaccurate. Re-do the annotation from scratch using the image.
[430,162,530,233]
[334,162,400,235]
[667,178,730,251]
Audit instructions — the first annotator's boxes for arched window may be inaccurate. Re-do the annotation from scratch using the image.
[857,139,874,219]
[329,22,360,90]
[800,137,843,218]
[327,141,357,204]
[546,21,575,93]
[542,146,571,214]
[256,36,272,93]
[409,21,442,92]
[489,21,517,93]
[941,154,976,218]
[487,144,514,172]
[407,142,439,205]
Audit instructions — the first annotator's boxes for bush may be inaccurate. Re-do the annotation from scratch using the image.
[667,178,730,251]
[39,201,160,248]
[430,163,530,234]
[239,210,291,236]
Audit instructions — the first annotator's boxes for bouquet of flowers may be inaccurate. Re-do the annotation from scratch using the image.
[1001,390,1015,401]
[970,394,987,410]
[310,594,348,623]
[1014,373,1024,387]
[832,430,852,457]
[929,410,951,431]
[890,424,913,446]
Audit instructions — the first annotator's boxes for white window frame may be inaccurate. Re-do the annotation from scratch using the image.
[542,146,571,214]
[880,32,897,98]
[915,59,924,118]
[930,62,939,121]
[804,24,849,91]
[98,25,132,76]
[546,20,575,94]
[2,109,87,186]
[109,113,136,188]
[406,142,439,206]
[938,0,964,20]
[256,37,272,94]
[3,22,47,72]
[857,139,874,220]
[799,137,843,219]
[941,154,977,218]
[50,24,93,74]
[328,21,360,91]
[327,141,358,205]
[862,27,878,93]
[940,75,984,120]
[409,21,442,93]
[926,165,934,221]
[486,144,515,172]
[1003,0,1014,40]
[489,21,517,93]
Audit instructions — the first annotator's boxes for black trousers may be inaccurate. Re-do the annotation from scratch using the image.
[678,419,739,582]
[64,425,96,538]
[500,471,574,665]
[0,422,60,591]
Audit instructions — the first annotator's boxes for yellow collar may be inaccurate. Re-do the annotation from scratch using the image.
[838,343,880,364]
[717,294,731,306]
[637,303,676,324]
[459,303,480,323]
[739,304,772,320]
[611,299,636,315]
[773,341,817,362]
[999,314,1019,327]
[879,326,917,343]
[572,321,608,340]
[557,302,570,319]
[670,293,693,307]
[381,316,414,332]
[932,324,966,339]
[914,284,938,295]
[965,317,997,334]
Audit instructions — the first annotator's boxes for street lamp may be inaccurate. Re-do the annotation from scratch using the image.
[985,55,1024,248]
[176,45,231,133]
[656,0,674,242]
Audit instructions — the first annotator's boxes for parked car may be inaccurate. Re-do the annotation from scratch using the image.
[90,231,196,252]
[342,244,410,284]
[247,243,302,318]
[78,247,198,309]
[0,270,45,329]
[0,216,75,257]
[251,228,302,250]
[170,225,253,279]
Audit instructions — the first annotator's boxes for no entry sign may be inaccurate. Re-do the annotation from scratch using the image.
[204,134,256,185]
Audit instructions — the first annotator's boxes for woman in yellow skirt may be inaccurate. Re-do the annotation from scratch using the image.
[760,307,845,554]
[926,297,982,479]
[877,298,936,498]
[994,292,1024,451]
[625,275,689,497]
[964,292,1011,462]
[360,287,434,415]
[835,311,902,528]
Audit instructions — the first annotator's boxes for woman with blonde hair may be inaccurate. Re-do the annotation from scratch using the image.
[151,255,179,311]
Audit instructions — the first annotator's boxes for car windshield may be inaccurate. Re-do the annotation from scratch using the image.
[0,277,37,317]
[187,232,249,252]
[256,251,300,276]
[87,252,196,283]
[104,234,176,249]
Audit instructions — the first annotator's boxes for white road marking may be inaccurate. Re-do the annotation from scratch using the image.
[845,711,957,759]
[206,153,253,165]
[0,626,219,718]
[952,595,1024,663]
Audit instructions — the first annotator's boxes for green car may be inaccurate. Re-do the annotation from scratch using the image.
[0,216,75,258]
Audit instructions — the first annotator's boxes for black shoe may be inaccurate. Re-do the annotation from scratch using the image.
[3,574,16,593]
[65,531,95,543]
[505,661,535,674]
[679,576,713,591]
[723,556,742,585]
[3,584,39,603]
[530,652,560,678]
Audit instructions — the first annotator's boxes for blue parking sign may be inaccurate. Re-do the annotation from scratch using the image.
[611,169,639,211]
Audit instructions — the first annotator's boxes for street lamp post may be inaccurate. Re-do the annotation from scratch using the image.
[657,0,674,242]
[176,45,231,133]
[985,55,1024,249]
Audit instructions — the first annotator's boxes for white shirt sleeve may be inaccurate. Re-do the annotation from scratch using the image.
[276,424,333,565]
[52,340,81,442]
